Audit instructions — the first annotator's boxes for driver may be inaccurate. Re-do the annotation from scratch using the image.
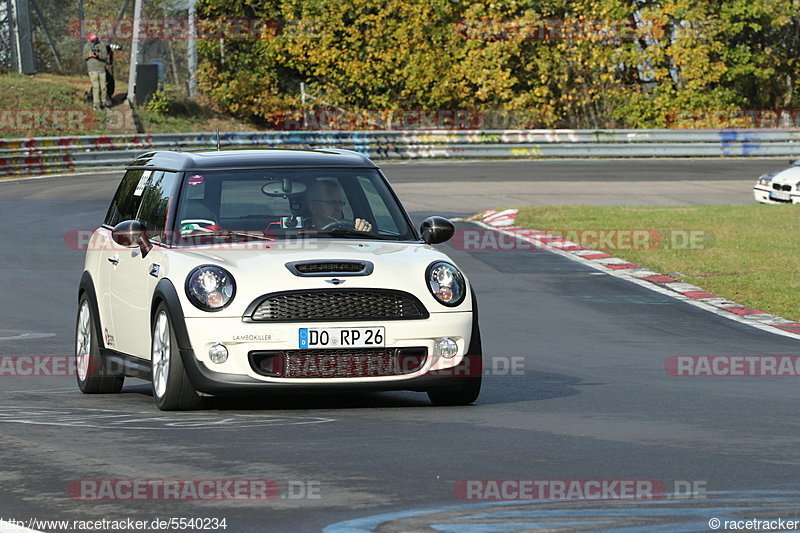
[308,180,372,232]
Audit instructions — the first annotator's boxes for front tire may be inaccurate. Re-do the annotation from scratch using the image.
[151,303,202,411]
[427,375,481,406]
[427,325,482,406]
[75,294,124,394]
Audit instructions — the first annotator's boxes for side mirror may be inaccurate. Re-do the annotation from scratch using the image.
[420,216,455,245]
[112,220,153,257]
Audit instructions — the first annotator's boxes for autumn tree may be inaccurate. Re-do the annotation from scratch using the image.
[196,0,800,128]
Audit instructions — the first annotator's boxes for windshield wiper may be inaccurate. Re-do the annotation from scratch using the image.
[227,230,275,241]
[297,228,399,240]
[325,227,406,240]
[178,228,274,242]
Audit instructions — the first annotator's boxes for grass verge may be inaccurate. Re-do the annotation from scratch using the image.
[136,94,258,134]
[514,205,800,322]
[0,73,109,137]
[0,74,257,137]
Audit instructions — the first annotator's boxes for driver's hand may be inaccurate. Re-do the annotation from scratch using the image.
[354,218,372,232]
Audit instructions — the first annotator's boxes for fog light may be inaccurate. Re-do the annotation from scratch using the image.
[434,338,458,358]
[209,343,228,364]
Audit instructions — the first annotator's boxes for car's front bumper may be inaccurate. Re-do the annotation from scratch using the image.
[179,352,477,394]
[180,313,476,393]
[754,185,799,204]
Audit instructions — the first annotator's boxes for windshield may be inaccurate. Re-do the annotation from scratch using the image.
[172,168,415,246]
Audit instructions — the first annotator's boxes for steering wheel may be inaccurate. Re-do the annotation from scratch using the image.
[320,218,351,231]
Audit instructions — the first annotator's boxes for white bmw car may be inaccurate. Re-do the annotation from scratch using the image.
[76,149,481,410]
[754,163,800,204]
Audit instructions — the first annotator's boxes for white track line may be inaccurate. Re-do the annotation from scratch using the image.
[470,218,800,342]
[0,170,119,183]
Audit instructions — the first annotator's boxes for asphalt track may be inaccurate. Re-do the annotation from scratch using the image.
[1,159,800,532]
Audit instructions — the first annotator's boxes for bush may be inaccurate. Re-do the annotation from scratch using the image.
[145,89,172,118]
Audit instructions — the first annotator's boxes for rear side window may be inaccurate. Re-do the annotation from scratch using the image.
[104,170,149,227]
[137,171,179,242]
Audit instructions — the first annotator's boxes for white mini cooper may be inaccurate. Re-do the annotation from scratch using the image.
[76,149,481,410]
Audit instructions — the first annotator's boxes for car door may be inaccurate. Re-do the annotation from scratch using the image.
[109,170,179,359]
[97,169,149,351]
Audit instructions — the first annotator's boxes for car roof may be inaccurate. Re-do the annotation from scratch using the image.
[126,149,379,171]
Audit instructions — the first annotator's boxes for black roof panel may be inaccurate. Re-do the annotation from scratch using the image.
[127,148,378,170]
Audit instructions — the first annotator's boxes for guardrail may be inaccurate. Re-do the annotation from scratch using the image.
[2,129,799,176]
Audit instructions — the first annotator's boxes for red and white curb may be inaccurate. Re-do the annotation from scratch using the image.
[464,209,800,341]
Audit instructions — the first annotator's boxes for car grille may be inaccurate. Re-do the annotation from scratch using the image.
[246,289,429,322]
[773,183,792,191]
[288,261,371,276]
[249,347,427,378]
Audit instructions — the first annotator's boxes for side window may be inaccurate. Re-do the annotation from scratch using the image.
[357,176,398,234]
[137,171,179,242]
[104,170,149,227]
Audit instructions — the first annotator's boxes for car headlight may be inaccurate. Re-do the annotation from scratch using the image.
[185,265,236,311]
[757,173,774,186]
[426,262,466,307]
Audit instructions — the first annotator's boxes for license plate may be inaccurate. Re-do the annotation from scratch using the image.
[298,327,385,349]
[770,190,791,201]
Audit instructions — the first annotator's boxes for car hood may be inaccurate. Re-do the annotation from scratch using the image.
[161,239,471,317]
[769,166,800,186]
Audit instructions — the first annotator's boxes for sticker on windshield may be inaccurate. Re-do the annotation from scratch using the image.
[188,174,204,186]
[133,170,152,197]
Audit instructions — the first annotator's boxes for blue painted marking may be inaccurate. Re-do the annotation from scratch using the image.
[719,129,761,156]
[323,509,432,533]
[298,328,309,349]
[742,133,760,155]
[581,520,740,533]
[459,506,763,519]
[719,130,738,156]
[430,521,614,533]
[323,503,526,533]
[324,492,800,533]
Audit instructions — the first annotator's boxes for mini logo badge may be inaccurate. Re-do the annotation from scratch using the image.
[325,278,346,285]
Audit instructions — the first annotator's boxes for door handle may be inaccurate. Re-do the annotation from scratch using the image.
[107,257,119,265]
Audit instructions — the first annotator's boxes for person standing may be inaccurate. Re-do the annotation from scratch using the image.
[83,33,112,110]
